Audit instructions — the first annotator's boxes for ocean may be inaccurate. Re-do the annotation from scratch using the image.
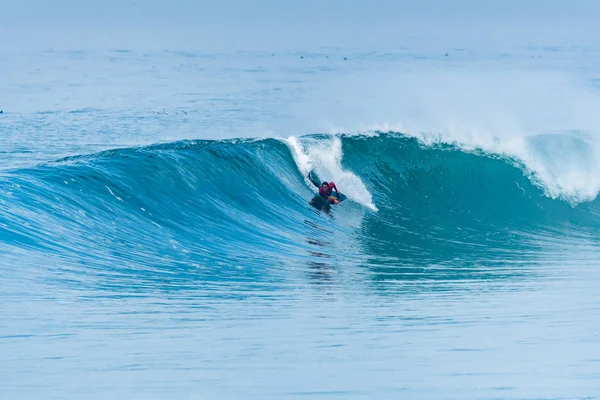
[3,26,600,399]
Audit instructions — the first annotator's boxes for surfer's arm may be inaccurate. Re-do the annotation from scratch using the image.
[330,182,339,196]
[307,173,320,188]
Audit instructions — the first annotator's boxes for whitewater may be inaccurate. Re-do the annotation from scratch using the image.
[3,46,600,400]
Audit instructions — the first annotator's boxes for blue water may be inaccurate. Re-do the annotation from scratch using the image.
[4,44,600,399]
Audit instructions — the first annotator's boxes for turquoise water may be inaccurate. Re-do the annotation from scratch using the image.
[3,45,600,399]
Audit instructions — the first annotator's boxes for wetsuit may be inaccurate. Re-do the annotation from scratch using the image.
[308,173,339,199]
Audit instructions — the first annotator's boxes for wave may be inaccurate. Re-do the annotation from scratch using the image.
[2,133,600,288]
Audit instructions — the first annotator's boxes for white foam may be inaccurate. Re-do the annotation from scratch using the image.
[286,136,312,175]
[285,136,378,211]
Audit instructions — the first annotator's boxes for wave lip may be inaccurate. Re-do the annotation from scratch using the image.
[357,126,600,206]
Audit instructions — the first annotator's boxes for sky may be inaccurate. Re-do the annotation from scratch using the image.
[2,0,600,52]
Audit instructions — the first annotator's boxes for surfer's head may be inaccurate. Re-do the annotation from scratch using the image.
[321,182,329,189]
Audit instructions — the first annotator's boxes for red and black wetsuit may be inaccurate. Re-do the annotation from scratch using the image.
[308,173,338,199]
[319,185,333,198]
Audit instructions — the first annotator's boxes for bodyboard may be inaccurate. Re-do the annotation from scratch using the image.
[331,191,346,202]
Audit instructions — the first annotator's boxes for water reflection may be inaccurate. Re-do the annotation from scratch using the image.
[302,218,338,284]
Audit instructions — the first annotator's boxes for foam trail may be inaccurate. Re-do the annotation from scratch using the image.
[285,136,378,211]
[286,136,312,175]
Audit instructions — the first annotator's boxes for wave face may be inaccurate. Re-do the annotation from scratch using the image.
[2,133,600,288]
